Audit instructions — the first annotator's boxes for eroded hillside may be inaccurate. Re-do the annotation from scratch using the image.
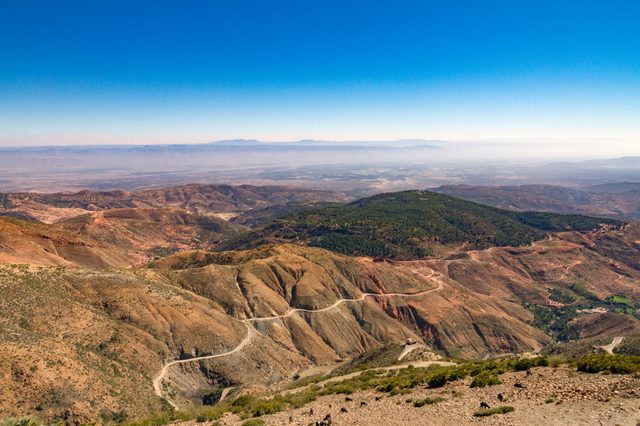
[0,184,347,224]
[2,227,639,422]
[0,187,638,424]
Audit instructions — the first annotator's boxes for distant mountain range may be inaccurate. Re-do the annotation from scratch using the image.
[208,139,444,148]
[434,183,640,219]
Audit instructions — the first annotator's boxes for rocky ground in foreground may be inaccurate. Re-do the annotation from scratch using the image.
[180,368,640,426]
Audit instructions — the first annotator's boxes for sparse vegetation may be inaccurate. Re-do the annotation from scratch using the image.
[576,354,640,374]
[100,409,129,423]
[413,396,446,407]
[114,353,640,425]
[241,420,265,426]
[514,356,549,371]
[0,418,42,426]
[613,336,640,356]
[1,184,637,425]
[470,371,501,388]
[473,406,515,417]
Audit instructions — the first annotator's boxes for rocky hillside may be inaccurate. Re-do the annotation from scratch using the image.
[0,184,347,223]
[3,226,639,423]
[192,359,640,426]
[0,189,638,424]
[0,208,239,268]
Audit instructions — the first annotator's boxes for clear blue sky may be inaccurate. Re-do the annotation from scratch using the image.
[1,0,639,146]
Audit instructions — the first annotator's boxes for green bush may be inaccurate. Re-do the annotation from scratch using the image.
[0,419,42,426]
[282,388,318,408]
[242,420,265,426]
[576,354,640,374]
[470,371,501,388]
[122,411,191,426]
[514,356,549,371]
[320,383,356,395]
[250,398,286,417]
[473,406,515,417]
[427,371,448,388]
[192,404,228,422]
[413,397,446,407]
[232,395,257,410]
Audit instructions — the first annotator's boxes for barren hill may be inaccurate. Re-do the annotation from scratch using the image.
[3,226,639,422]
[0,207,239,268]
[0,184,346,223]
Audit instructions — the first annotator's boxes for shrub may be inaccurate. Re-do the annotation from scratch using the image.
[514,356,549,371]
[576,354,640,374]
[413,397,446,407]
[376,383,395,393]
[282,389,318,408]
[427,371,448,388]
[473,406,515,417]
[250,398,286,417]
[320,383,356,395]
[122,411,191,426]
[390,388,412,396]
[193,404,230,422]
[242,420,265,426]
[470,371,501,388]
[0,419,42,426]
[232,395,257,410]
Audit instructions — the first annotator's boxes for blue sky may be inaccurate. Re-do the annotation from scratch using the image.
[1,0,639,146]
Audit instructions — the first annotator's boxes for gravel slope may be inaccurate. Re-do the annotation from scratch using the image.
[181,367,640,426]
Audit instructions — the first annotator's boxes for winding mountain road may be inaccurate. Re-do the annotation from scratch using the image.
[153,267,445,409]
[152,323,256,407]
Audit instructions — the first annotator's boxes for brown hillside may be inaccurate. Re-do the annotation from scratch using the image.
[1,222,639,422]
[0,208,240,268]
[0,184,346,223]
